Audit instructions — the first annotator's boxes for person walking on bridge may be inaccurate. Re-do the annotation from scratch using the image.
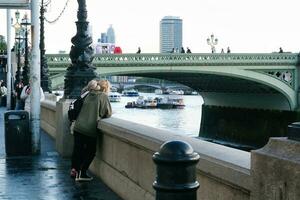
[71,79,112,181]
[186,47,192,53]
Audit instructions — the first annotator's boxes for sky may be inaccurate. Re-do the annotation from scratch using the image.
[0,0,300,54]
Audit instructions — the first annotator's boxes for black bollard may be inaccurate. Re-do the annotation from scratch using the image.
[153,140,200,200]
[287,122,300,141]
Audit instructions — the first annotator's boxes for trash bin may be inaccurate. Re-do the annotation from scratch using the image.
[4,111,31,156]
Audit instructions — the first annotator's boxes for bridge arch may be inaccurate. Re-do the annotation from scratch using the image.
[48,53,299,111]
[97,66,296,110]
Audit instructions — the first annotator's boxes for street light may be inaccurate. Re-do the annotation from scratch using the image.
[64,0,97,99]
[207,34,218,53]
[20,13,30,86]
[40,0,52,93]
[13,10,22,85]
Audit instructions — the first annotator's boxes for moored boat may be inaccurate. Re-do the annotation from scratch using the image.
[125,101,136,108]
[154,89,163,95]
[156,96,185,109]
[125,96,184,109]
[108,92,122,102]
[171,97,185,108]
[135,96,157,108]
[122,89,139,97]
[125,96,157,109]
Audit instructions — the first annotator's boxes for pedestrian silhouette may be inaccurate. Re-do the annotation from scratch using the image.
[279,47,283,53]
[227,47,231,53]
[170,48,175,53]
[221,48,224,53]
[180,47,185,53]
[186,47,191,53]
[136,47,141,54]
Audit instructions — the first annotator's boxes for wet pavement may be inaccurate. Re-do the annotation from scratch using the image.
[0,107,123,200]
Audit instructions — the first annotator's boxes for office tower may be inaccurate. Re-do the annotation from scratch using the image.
[160,16,182,53]
[107,25,115,44]
[100,33,107,43]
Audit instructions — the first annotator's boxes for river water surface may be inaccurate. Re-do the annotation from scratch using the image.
[110,93,204,137]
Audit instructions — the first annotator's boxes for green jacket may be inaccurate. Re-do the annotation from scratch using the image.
[74,91,112,138]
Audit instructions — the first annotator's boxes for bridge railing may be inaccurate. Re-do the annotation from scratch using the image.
[47,53,300,68]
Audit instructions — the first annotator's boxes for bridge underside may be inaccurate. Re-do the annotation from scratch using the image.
[50,71,292,110]
[125,72,277,93]
[120,72,291,110]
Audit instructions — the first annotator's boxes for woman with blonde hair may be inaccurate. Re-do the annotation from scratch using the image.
[71,79,112,181]
[98,79,111,93]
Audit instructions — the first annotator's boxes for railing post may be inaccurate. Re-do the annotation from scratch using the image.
[153,140,200,200]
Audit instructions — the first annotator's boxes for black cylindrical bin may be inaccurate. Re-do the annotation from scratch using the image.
[153,140,200,200]
[4,111,31,156]
[287,122,300,142]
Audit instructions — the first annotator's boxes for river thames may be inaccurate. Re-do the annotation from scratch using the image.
[110,93,204,137]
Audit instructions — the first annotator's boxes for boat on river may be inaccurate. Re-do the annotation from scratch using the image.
[136,96,157,108]
[122,89,139,97]
[125,96,157,109]
[108,92,122,102]
[125,96,184,109]
[155,96,185,109]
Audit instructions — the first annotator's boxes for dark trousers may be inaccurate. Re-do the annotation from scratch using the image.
[71,131,97,173]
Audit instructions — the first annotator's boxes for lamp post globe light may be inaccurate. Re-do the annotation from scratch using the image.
[64,0,98,99]
[40,0,52,93]
[207,34,218,53]
[20,13,30,86]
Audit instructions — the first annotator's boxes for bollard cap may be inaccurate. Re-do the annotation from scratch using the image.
[287,122,300,142]
[153,140,200,163]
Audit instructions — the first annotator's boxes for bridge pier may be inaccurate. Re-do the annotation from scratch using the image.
[199,105,299,150]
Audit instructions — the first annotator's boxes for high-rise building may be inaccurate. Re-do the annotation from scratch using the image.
[96,25,116,54]
[100,33,107,43]
[160,16,182,53]
[107,25,115,44]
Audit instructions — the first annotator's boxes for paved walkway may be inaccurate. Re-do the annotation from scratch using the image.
[0,107,123,200]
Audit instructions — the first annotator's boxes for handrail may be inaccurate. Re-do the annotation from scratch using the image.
[46,53,300,67]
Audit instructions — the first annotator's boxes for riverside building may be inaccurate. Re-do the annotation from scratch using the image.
[160,16,182,53]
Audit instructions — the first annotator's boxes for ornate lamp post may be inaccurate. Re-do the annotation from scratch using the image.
[40,0,52,92]
[21,14,30,86]
[64,0,98,99]
[207,34,218,53]
[13,10,22,85]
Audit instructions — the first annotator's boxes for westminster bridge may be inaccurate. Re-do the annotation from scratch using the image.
[47,53,300,111]
[47,53,300,149]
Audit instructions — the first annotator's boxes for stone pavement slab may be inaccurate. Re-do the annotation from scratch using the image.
[0,107,123,200]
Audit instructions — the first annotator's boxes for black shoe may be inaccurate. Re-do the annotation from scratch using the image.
[75,171,93,182]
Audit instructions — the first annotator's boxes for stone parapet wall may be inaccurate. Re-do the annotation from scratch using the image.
[41,100,57,139]
[40,100,300,200]
[251,138,300,200]
[89,118,251,200]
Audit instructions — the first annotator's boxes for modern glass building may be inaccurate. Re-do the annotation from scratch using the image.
[96,25,116,54]
[160,16,182,53]
[107,25,115,44]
